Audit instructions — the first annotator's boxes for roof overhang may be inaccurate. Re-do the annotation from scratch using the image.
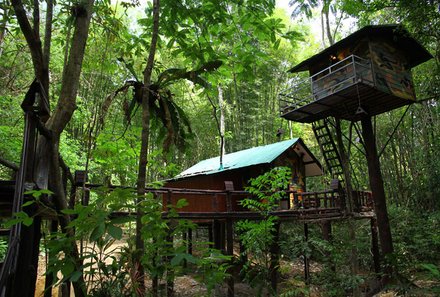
[291,138,323,177]
[167,138,323,182]
[289,24,433,73]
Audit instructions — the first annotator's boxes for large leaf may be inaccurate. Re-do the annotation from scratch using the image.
[90,222,106,242]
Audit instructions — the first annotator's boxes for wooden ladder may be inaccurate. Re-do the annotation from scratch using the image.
[312,119,344,185]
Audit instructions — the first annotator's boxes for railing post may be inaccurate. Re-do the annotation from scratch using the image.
[213,193,218,211]
[167,189,172,208]
[294,192,299,208]
[226,191,232,212]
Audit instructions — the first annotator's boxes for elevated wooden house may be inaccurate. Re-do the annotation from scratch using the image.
[164,138,322,212]
[279,25,432,123]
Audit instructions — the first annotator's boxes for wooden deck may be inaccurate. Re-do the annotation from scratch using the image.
[90,185,374,222]
[0,182,374,221]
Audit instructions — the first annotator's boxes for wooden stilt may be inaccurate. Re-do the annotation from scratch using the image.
[166,224,174,297]
[213,220,221,250]
[188,228,193,256]
[183,231,188,269]
[220,220,226,253]
[239,237,247,267]
[303,223,310,284]
[44,220,59,297]
[270,222,281,294]
[322,221,335,272]
[152,237,158,297]
[226,218,234,297]
[370,218,381,275]
[208,222,214,247]
[10,206,42,297]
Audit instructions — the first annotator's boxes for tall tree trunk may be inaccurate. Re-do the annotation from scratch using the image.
[361,116,394,282]
[11,0,94,295]
[135,0,160,295]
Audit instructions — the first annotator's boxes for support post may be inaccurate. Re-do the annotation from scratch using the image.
[44,220,59,297]
[188,228,193,256]
[270,222,281,294]
[213,220,221,250]
[166,224,174,297]
[208,222,214,248]
[220,221,226,253]
[361,117,394,279]
[370,218,381,275]
[11,212,41,297]
[322,221,335,272]
[226,219,234,297]
[303,223,310,284]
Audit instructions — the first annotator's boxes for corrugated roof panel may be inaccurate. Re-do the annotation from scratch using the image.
[177,138,300,178]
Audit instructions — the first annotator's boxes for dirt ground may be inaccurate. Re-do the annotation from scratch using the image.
[33,239,438,297]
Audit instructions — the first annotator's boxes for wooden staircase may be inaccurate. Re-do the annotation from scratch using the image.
[312,119,344,184]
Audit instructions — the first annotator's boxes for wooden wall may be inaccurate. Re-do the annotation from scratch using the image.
[164,149,306,213]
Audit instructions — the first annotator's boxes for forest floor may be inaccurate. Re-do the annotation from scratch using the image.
[33,239,439,297]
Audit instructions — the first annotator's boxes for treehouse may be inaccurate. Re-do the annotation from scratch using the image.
[279,25,433,123]
[164,138,322,213]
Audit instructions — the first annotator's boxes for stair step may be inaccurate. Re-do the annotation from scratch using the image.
[320,141,334,146]
[0,229,10,237]
[313,125,326,131]
[326,156,340,161]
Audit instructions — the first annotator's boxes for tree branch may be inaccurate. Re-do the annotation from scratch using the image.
[0,156,19,171]
[43,0,53,74]
[47,0,95,136]
[11,0,46,87]
[33,0,39,37]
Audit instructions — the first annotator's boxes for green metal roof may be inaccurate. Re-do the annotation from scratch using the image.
[174,138,322,180]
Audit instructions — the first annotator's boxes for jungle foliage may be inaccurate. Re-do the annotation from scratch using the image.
[0,0,439,295]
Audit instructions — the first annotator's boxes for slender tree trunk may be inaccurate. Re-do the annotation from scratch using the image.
[0,3,9,58]
[218,85,225,167]
[135,0,160,295]
[323,1,334,46]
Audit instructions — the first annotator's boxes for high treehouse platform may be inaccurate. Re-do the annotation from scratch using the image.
[279,25,432,123]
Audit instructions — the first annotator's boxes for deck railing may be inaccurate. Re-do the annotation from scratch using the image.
[85,184,373,216]
[279,55,374,115]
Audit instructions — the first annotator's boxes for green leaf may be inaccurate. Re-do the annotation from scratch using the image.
[70,270,82,282]
[273,39,281,50]
[23,216,33,226]
[61,208,78,215]
[175,198,188,209]
[22,200,35,207]
[4,211,33,228]
[107,224,123,240]
[61,261,75,278]
[90,222,105,242]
